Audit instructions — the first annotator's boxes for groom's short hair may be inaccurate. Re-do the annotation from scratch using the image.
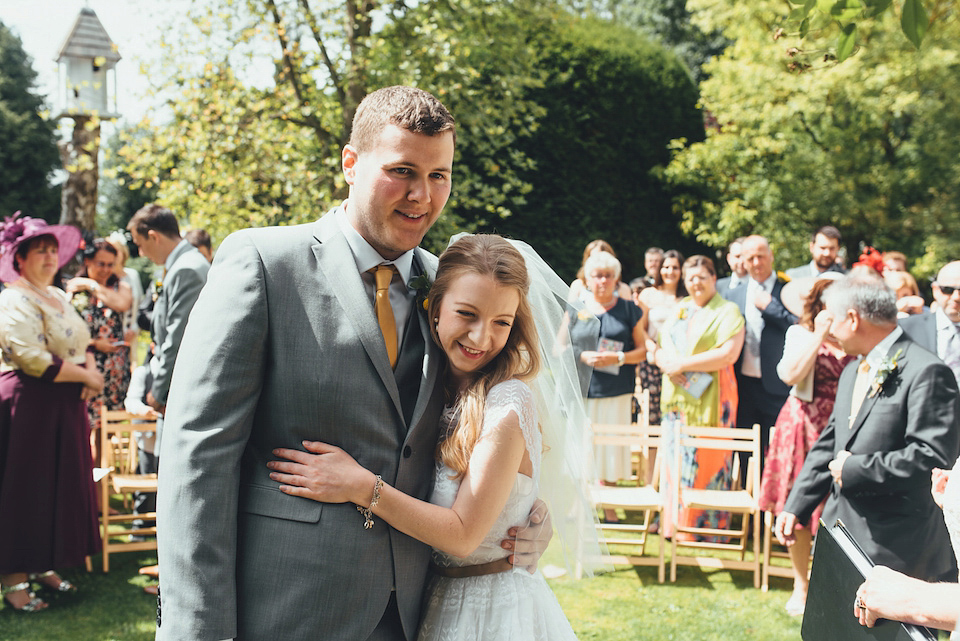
[349,86,456,152]
[825,275,898,325]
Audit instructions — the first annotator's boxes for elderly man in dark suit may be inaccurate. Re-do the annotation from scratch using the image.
[727,235,797,469]
[900,260,960,387]
[776,275,960,582]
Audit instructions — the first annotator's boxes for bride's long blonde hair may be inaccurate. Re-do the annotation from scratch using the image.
[427,235,541,479]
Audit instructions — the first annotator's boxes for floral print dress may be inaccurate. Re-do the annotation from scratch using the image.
[75,284,130,430]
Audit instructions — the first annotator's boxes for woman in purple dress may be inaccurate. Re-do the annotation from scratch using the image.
[0,214,104,612]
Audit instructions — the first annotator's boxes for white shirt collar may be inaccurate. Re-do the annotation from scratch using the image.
[864,326,904,370]
[749,271,777,291]
[335,204,415,285]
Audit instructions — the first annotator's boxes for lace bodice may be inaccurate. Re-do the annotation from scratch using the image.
[429,379,539,568]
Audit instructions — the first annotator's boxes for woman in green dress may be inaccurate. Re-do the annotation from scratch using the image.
[649,255,745,539]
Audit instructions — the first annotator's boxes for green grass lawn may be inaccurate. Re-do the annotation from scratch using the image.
[1,535,805,641]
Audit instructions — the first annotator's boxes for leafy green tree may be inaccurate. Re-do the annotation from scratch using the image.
[487,16,708,280]
[665,0,960,276]
[0,22,61,222]
[569,0,729,83]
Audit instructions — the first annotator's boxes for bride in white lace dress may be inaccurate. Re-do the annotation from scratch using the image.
[270,235,602,640]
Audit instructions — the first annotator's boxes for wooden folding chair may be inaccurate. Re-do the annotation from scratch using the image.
[590,421,665,583]
[630,387,652,480]
[668,423,762,588]
[99,410,159,572]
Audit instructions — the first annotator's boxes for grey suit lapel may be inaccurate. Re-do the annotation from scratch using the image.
[311,217,404,420]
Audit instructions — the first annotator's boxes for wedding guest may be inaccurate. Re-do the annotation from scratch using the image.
[574,250,647,494]
[650,255,744,538]
[0,214,103,612]
[758,274,853,616]
[883,270,925,317]
[568,239,632,302]
[185,228,214,263]
[106,232,144,359]
[882,251,908,273]
[785,226,845,280]
[642,247,664,287]
[776,275,959,583]
[67,239,133,432]
[637,249,687,433]
[717,237,747,297]
[854,465,959,637]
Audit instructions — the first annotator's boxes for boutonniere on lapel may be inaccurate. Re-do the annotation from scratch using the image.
[152,277,163,303]
[869,348,903,398]
[408,273,432,312]
[776,271,791,283]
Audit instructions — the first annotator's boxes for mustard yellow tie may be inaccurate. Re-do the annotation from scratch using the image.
[370,265,398,368]
[849,359,872,428]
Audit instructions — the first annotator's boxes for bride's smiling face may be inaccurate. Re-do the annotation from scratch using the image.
[435,271,519,388]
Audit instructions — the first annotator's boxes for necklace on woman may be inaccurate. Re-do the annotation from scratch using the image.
[19,278,52,299]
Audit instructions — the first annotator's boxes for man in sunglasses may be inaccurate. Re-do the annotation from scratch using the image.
[901,261,960,387]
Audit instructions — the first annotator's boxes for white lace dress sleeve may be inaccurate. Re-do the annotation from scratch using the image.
[418,379,579,641]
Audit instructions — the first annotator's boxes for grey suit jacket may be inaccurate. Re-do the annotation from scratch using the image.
[784,333,960,581]
[149,239,209,404]
[899,311,937,354]
[784,261,845,281]
[156,212,445,641]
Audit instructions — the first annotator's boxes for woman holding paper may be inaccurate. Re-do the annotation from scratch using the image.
[574,250,647,491]
[649,255,745,538]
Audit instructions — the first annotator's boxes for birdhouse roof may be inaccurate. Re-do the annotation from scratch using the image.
[56,7,121,64]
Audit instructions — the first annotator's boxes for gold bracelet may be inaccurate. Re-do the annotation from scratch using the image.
[357,475,383,530]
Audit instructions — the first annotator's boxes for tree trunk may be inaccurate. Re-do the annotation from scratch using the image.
[58,116,100,232]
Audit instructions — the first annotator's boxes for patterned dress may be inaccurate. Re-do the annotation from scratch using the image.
[77,282,131,430]
[658,294,744,539]
[758,340,854,533]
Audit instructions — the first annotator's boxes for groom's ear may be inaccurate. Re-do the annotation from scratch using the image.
[342,145,359,184]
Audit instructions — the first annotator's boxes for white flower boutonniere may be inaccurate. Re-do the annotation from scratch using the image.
[869,348,903,398]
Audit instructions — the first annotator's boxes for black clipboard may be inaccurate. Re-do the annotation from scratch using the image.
[801,519,938,641]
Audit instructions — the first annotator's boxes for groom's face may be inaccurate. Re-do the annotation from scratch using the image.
[342,124,455,260]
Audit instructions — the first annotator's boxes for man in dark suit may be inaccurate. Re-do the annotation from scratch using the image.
[716,236,747,298]
[900,260,960,387]
[784,225,846,280]
[776,275,960,582]
[727,235,797,468]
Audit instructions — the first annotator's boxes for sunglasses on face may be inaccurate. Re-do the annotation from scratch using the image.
[937,284,960,296]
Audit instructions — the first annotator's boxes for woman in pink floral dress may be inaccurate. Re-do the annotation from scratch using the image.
[759,275,853,616]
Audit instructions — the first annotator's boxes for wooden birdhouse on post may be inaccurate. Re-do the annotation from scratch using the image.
[55,6,121,232]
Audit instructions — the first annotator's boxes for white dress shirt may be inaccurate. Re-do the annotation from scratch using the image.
[741,272,777,378]
[336,207,416,344]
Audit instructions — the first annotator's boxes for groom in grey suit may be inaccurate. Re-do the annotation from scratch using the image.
[776,275,960,582]
[156,87,522,641]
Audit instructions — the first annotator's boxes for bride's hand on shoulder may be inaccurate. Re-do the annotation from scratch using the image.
[268,441,374,504]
